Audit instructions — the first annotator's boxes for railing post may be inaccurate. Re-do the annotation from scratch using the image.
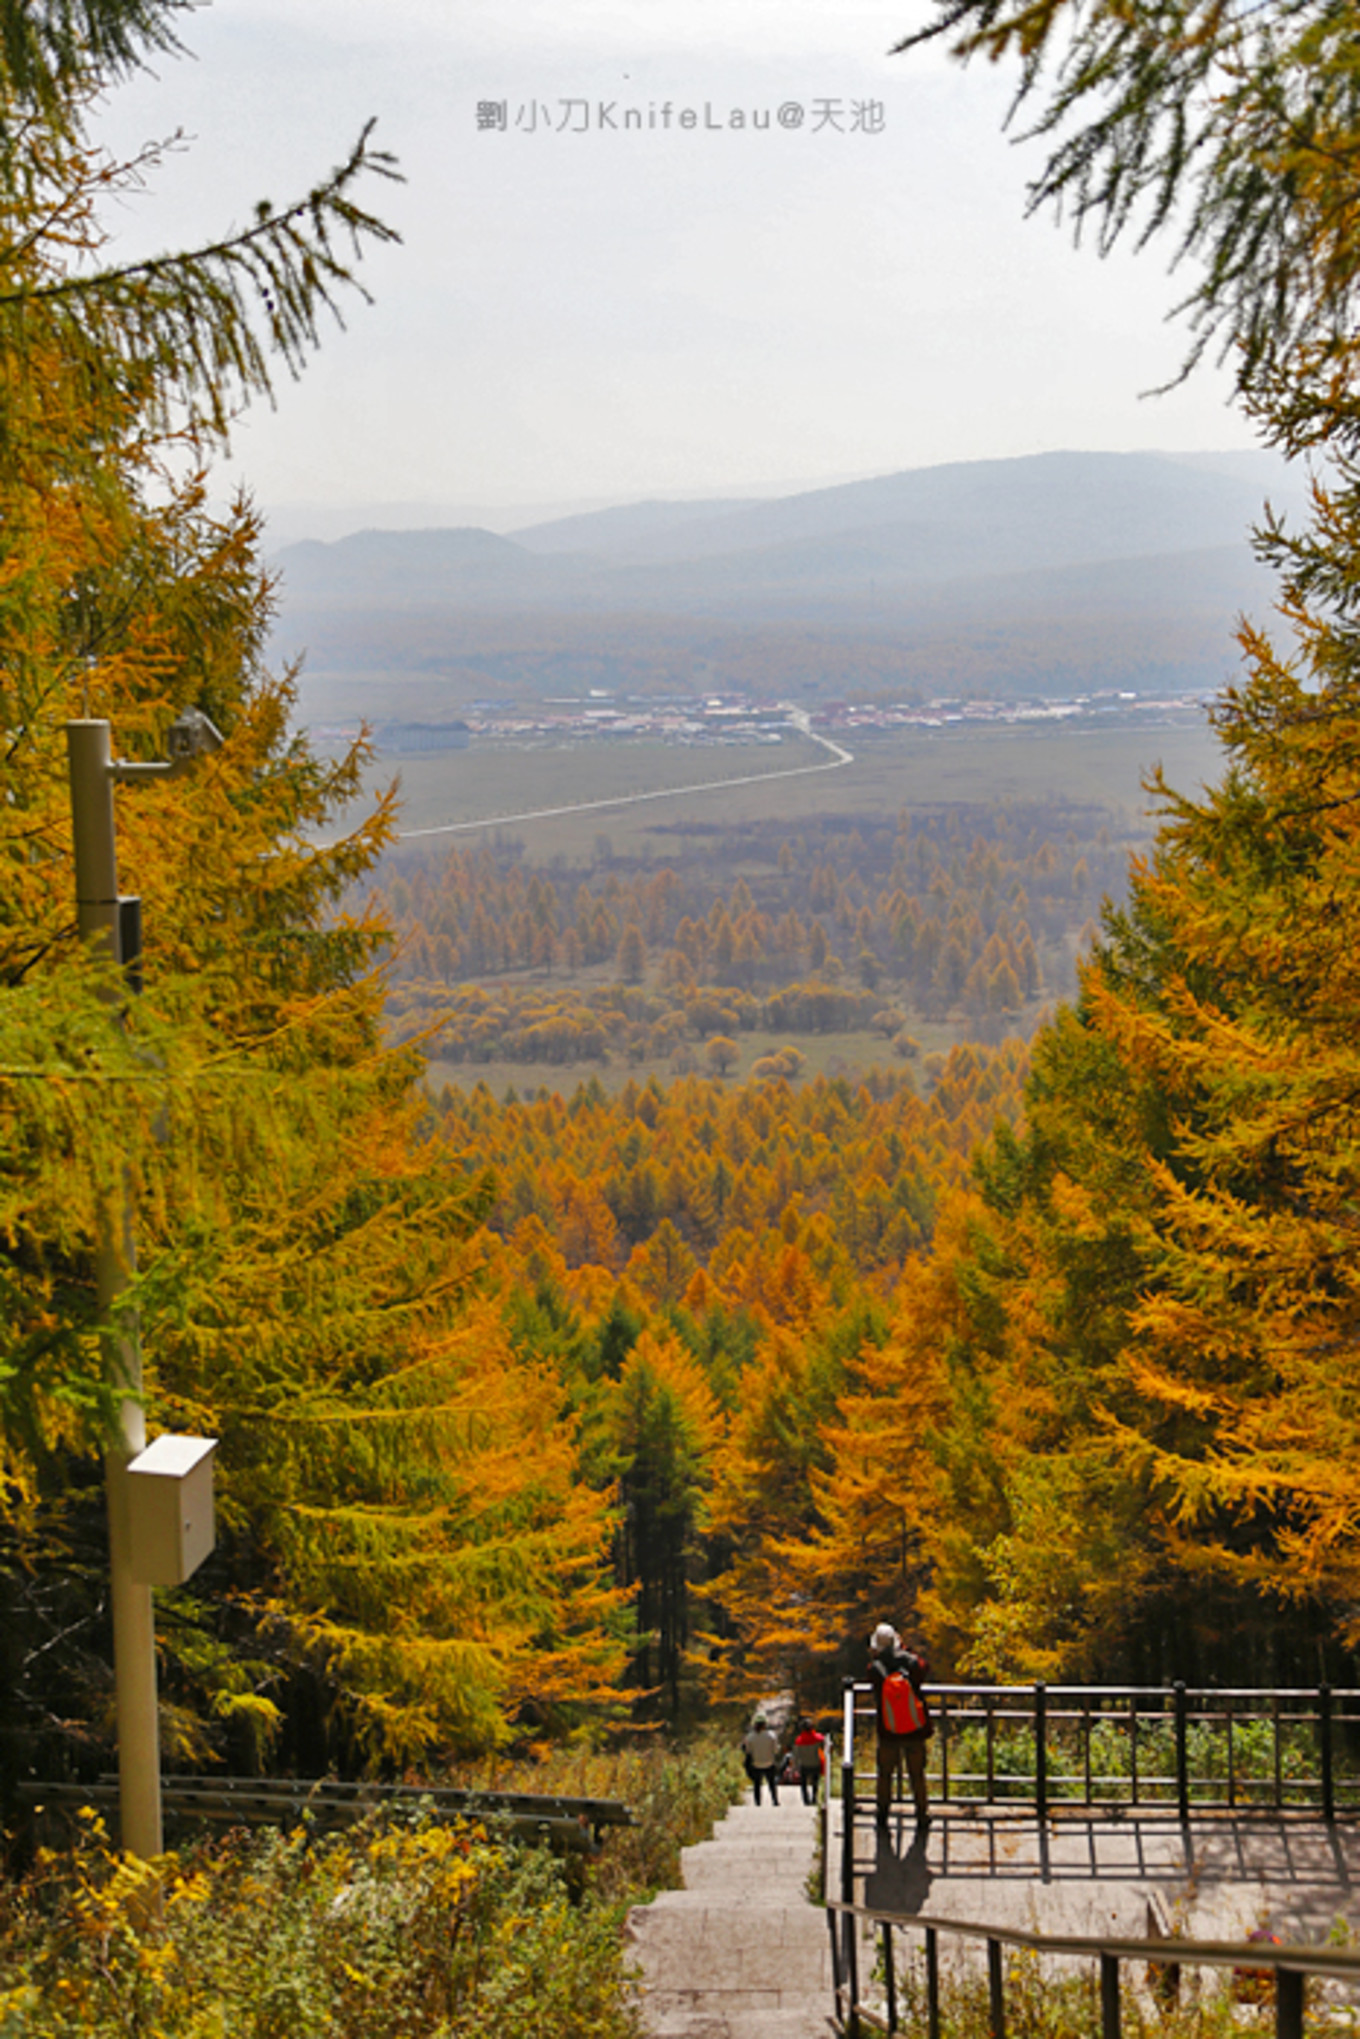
[841,1675,857,1904]
[841,1678,859,2032]
[883,1919,897,2033]
[840,1789,856,1919]
[1100,1951,1121,2039]
[940,1689,950,1804]
[1319,1684,1334,1824]
[925,1925,941,2039]
[1034,1682,1048,1820]
[987,1937,1005,2039]
[1174,1681,1189,1823]
[1129,1693,1139,1808]
[1276,1967,1304,2039]
[842,1676,858,1830]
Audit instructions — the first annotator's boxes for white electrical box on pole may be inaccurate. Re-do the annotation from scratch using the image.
[127,1434,218,1586]
[66,713,223,1860]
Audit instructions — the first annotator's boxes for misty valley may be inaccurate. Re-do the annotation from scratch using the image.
[10,3,1360,2031]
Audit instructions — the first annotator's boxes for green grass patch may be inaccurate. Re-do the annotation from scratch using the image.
[440,1733,748,1901]
[339,735,835,853]
[369,721,1225,866]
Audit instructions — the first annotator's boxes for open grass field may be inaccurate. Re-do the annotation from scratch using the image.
[362,734,838,849]
[425,1015,1027,1101]
[361,717,1226,868]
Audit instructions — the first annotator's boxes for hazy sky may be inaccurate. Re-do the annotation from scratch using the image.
[91,0,1257,531]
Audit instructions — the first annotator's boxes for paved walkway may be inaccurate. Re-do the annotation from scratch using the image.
[628,1792,1360,2038]
[626,1792,835,2039]
[836,1803,1360,2033]
[847,1802,1360,1945]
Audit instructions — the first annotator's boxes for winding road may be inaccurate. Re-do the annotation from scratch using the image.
[391,711,854,843]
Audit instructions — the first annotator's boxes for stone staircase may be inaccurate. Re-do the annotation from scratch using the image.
[625,1794,835,2038]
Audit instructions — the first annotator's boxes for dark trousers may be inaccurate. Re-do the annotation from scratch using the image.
[876,1731,928,1820]
[752,1763,779,1805]
[797,1765,820,1805]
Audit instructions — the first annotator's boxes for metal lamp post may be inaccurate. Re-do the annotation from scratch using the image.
[66,709,223,1860]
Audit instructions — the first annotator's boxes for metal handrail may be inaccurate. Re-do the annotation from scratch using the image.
[917,1684,1349,1700]
[842,1678,1360,1819]
[824,1895,1356,2039]
[825,1679,1360,2034]
[16,1776,634,1850]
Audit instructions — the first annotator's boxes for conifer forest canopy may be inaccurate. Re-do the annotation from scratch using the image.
[7,0,1360,1808]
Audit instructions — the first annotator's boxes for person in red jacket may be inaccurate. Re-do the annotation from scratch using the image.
[867,1621,931,1830]
[792,1717,826,1806]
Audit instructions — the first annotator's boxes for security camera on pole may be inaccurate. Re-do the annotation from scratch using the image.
[66,708,224,1861]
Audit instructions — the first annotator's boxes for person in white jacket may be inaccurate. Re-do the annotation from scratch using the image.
[742,1713,780,1805]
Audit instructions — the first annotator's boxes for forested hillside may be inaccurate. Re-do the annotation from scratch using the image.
[374,797,1128,1073]
[351,0,1360,1713]
[427,1045,1026,1712]
[859,0,1360,1689]
[435,1051,1021,1287]
[0,0,624,1795]
[12,0,1360,1824]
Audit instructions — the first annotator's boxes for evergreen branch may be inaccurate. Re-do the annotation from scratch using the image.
[0,0,189,116]
[7,125,400,310]
[0,1063,174,1078]
[892,0,1360,403]
[0,118,402,425]
[0,131,182,272]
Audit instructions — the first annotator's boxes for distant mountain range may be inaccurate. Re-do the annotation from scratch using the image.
[271,448,1309,703]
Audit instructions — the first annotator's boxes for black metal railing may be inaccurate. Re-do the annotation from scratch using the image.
[822,1680,1360,2036]
[824,1899,1360,2039]
[843,1680,1360,1818]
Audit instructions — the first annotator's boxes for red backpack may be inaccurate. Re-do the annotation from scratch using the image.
[880,1668,928,1736]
